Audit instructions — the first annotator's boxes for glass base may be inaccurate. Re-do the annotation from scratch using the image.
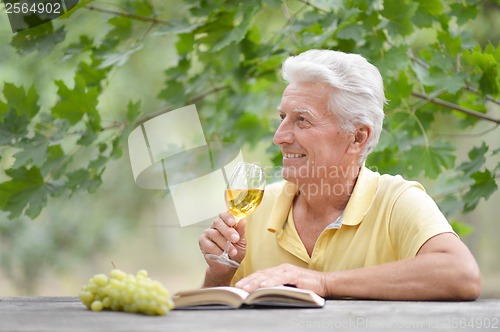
[205,253,240,268]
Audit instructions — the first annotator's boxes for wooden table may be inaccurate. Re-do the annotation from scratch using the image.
[1,297,499,331]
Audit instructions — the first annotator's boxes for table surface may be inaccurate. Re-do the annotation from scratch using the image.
[1,296,499,332]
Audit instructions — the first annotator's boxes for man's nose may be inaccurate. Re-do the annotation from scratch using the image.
[273,118,293,146]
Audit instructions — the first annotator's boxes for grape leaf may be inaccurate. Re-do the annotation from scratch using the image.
[463,169,498,212]
[456,142,488,177]
[94,16,133,57]
[13,134,50,168]
[449,3,478,25]
[411,0,444,28]
[194,11,235,49]
[2,83,40,118]
[478,61,499,96]
[77,56,109,89]
[105,16,133,43]
[10,23,66,56]
[211,2,260,52]
[52,75,99,126]
[0,167,48,219]
[336,22,365,41]
[426,66,467,94]
[40,145,67,179]
[385,70,413,107]
[0,109,30,145]
[158,79,189,106]
[126,100,142,123]
[406,141,456,179]
[124,0,154,16]
[65,169,102,194]
[374,45,410,77]
[0,83,37,146]
[76,118,101,146]
[381,0,418,37]
[462,48,499,95]
[436,30,462,57]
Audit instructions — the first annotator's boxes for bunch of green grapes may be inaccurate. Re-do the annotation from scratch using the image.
[79,269,174,315]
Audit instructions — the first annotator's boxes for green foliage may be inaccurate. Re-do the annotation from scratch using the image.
[0,167,47,219]
[450,220,475,238]
[0,0,499,229]
[463,169,498,212]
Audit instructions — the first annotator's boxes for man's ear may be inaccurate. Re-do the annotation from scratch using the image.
[347,125,371,154]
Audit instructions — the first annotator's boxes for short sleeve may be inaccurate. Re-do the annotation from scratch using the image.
[389,186,456,259]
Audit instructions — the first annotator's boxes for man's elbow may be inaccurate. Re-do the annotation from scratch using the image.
[454,262,481,301]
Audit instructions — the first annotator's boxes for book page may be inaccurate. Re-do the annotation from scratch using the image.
[245,286,325,307]
[173,287,250,309]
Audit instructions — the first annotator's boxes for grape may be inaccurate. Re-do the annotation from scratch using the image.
[79,269,174,315]
[91,300,103,312]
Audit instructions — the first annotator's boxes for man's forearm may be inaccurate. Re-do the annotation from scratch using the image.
[323,252,480,301]
[202,267,236,288]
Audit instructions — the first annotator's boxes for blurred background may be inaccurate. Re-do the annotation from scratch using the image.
[0,0,499,297]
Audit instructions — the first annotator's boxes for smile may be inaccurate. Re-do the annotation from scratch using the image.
[283,153,306,159]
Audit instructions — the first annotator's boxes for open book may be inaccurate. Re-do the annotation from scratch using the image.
[172,285,325,309]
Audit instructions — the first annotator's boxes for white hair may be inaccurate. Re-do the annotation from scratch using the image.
[282,49,385,164]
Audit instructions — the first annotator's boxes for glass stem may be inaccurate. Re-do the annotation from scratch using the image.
[221,216,240,258]
[222,241,232,258]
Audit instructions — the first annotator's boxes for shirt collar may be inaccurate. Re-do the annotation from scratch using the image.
[267,181,297,233]
[266,166,379,231]
[342,166,379,226]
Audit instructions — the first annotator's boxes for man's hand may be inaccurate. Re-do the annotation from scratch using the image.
[198,212,247,287]
[234,264,328,297]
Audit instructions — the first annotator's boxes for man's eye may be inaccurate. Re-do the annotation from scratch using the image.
[279,114,285,121]
[296,115,312,127]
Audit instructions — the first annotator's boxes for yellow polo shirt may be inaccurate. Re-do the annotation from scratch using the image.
[231,166,455,284]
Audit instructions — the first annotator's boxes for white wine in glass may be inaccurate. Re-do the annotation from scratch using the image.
[225,189,264,220]
[205,162,265,268]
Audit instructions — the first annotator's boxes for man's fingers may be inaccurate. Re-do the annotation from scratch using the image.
[213,215,239,243]
[234,218,247,238]
[219,211,237,227]
[234,264,299,292]
[236,272,282,292]
[206,228,232,252]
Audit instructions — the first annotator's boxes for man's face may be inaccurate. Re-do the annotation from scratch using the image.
[273,81,355,184]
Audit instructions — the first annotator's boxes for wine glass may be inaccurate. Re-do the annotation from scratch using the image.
[205,162,266,268]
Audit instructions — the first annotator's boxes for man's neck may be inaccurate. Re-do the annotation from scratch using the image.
[295,164,361,216]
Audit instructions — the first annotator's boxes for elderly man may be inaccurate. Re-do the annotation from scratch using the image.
[198,49,481,300]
